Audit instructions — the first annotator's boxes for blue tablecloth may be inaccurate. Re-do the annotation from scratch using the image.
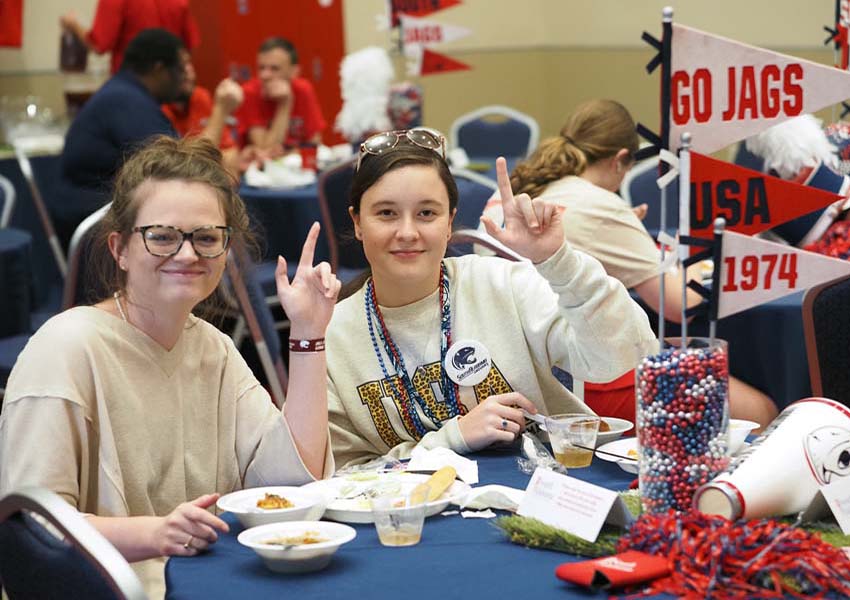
[0,228,33,337]
[165,448,646,600]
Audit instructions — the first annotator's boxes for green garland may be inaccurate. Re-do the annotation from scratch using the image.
[494,490,850,556]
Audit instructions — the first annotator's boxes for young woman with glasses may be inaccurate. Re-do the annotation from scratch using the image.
[325,128,656,468]
[481,99,777,428]
[0,135,340,597]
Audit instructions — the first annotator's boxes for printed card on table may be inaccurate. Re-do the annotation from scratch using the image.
[517,468,633,543]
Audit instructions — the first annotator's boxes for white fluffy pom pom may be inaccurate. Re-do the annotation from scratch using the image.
[334,47,394,142]
[745,114,838,179]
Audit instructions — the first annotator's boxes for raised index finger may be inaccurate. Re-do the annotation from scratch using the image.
[495,157,515,210]
[299,222,320,269]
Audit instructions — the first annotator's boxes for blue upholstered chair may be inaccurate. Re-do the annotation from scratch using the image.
[316,157,368,284]
[450,167,498,232]
[225,249,288,407]
[0,486,147,600]
[803,274,850,404]
[449,105,539,161]
[620,156,679,240]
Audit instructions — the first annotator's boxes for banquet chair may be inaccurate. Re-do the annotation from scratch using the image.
[225,248,288,407]
[62,203,111,310]
[620,156,679,240]
[802,274,850,403]
[451,167,498,230]
[449,105,539,160]
[316,157,368,283]
[0,486,147,600]
[0,174,15,228]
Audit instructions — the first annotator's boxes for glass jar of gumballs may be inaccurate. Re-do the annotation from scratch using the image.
[636,337,730,514]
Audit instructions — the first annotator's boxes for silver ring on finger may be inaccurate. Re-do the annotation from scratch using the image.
[501,419,509,430]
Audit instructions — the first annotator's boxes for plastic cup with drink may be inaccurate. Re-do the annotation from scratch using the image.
[545,414,601,468]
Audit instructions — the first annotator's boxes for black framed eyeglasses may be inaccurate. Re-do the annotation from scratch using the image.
[132,225,232,258]
[356,128,446,171]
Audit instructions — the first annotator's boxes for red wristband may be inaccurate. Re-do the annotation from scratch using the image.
[288,338,326,353]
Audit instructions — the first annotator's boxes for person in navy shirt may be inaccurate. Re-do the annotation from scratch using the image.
[55,28,187,250]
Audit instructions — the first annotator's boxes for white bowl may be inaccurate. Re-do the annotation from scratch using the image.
[238,521,356,573]
[729,419,759,454]
[595,438,639,474]
[217,486,326,529]
[596,417,634,447]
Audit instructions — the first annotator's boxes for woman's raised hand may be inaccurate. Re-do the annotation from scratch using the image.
[479,157,566,263]
[276,222,341,339]
[457,392,538,452]
[153,493,229,556]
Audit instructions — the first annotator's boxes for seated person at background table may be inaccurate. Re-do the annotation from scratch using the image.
[481,98,777,428]
[325,129,656,469]
[0,136,340,598]
[61,0,200,75]
[235,37,326,161]
[162,55,243,176]
[54,28,185,251]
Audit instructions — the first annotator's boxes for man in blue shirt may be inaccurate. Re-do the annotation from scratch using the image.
[54,28,186,249]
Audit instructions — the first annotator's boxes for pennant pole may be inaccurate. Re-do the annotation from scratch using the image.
[657,6,674,353]
[678,132,692,348]
[709,218,726,345]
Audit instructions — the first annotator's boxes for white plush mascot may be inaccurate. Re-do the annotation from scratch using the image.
[335,46,394,142]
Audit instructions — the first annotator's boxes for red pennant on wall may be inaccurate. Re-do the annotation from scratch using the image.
[687,152,842,243]
[420,48,470,75]
[390,0,462,27]
[0,0,23,48]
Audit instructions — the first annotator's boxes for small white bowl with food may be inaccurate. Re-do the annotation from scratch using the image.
[217,486,326,529]
[538,414,633,447]
[238,520,356,573]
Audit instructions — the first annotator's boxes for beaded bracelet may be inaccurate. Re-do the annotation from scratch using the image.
[288,338,326,353]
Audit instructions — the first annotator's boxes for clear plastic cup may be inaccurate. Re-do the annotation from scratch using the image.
[370,486,429,547]
[545,414,601,468]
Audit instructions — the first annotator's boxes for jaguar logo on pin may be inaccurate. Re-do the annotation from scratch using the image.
[445,339,491,386]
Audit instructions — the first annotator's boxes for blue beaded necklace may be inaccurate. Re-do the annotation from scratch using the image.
[364,262,461,438]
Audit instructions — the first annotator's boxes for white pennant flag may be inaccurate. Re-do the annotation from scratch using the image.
[399,14,471,58]
[669,23,850,154]
[717,230,850,318]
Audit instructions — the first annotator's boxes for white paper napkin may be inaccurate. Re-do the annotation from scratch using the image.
[407,447,479,484]
[458,484,524,512]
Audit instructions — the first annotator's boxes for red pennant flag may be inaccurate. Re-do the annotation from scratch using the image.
[420,48,470,75]
[687,152,842,244]
[0,0,23,48]
[390,0,462,27]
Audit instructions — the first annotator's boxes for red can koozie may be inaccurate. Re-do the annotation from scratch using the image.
[555,550,670,590]
[300,144,318,171]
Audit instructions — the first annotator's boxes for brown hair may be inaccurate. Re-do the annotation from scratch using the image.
[340,138,458,299]
[511,99,639,198]
[87,135,256,319]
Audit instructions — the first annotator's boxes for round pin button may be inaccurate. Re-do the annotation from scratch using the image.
[445,339,491,386]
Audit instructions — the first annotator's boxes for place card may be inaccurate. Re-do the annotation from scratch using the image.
[803,477,850,534]
[517,467,634,542]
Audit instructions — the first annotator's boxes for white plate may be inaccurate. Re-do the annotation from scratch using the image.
[302,471,471,524]
[595,438,639,474]
[217,486,326,529]
[238,520,356,573]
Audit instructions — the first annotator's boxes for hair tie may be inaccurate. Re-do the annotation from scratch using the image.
[562,134,577,146]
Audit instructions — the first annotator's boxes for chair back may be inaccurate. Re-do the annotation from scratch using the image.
[316,158,368,282]
[451,167,498,231]
[62,203,111,310]
[449,105,539,160]
[0,486,147,600]
[0,175,15,228]
[620,156,679,240]
[771,161,848,247]
[226,248,288,407]
[803,274,850,403]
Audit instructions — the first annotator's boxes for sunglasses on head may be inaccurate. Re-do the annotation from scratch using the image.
[356,129,446,171]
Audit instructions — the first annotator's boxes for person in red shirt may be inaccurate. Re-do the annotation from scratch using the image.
[235,37,326,158]
[60,0,199,74]
[162,55,243,174]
